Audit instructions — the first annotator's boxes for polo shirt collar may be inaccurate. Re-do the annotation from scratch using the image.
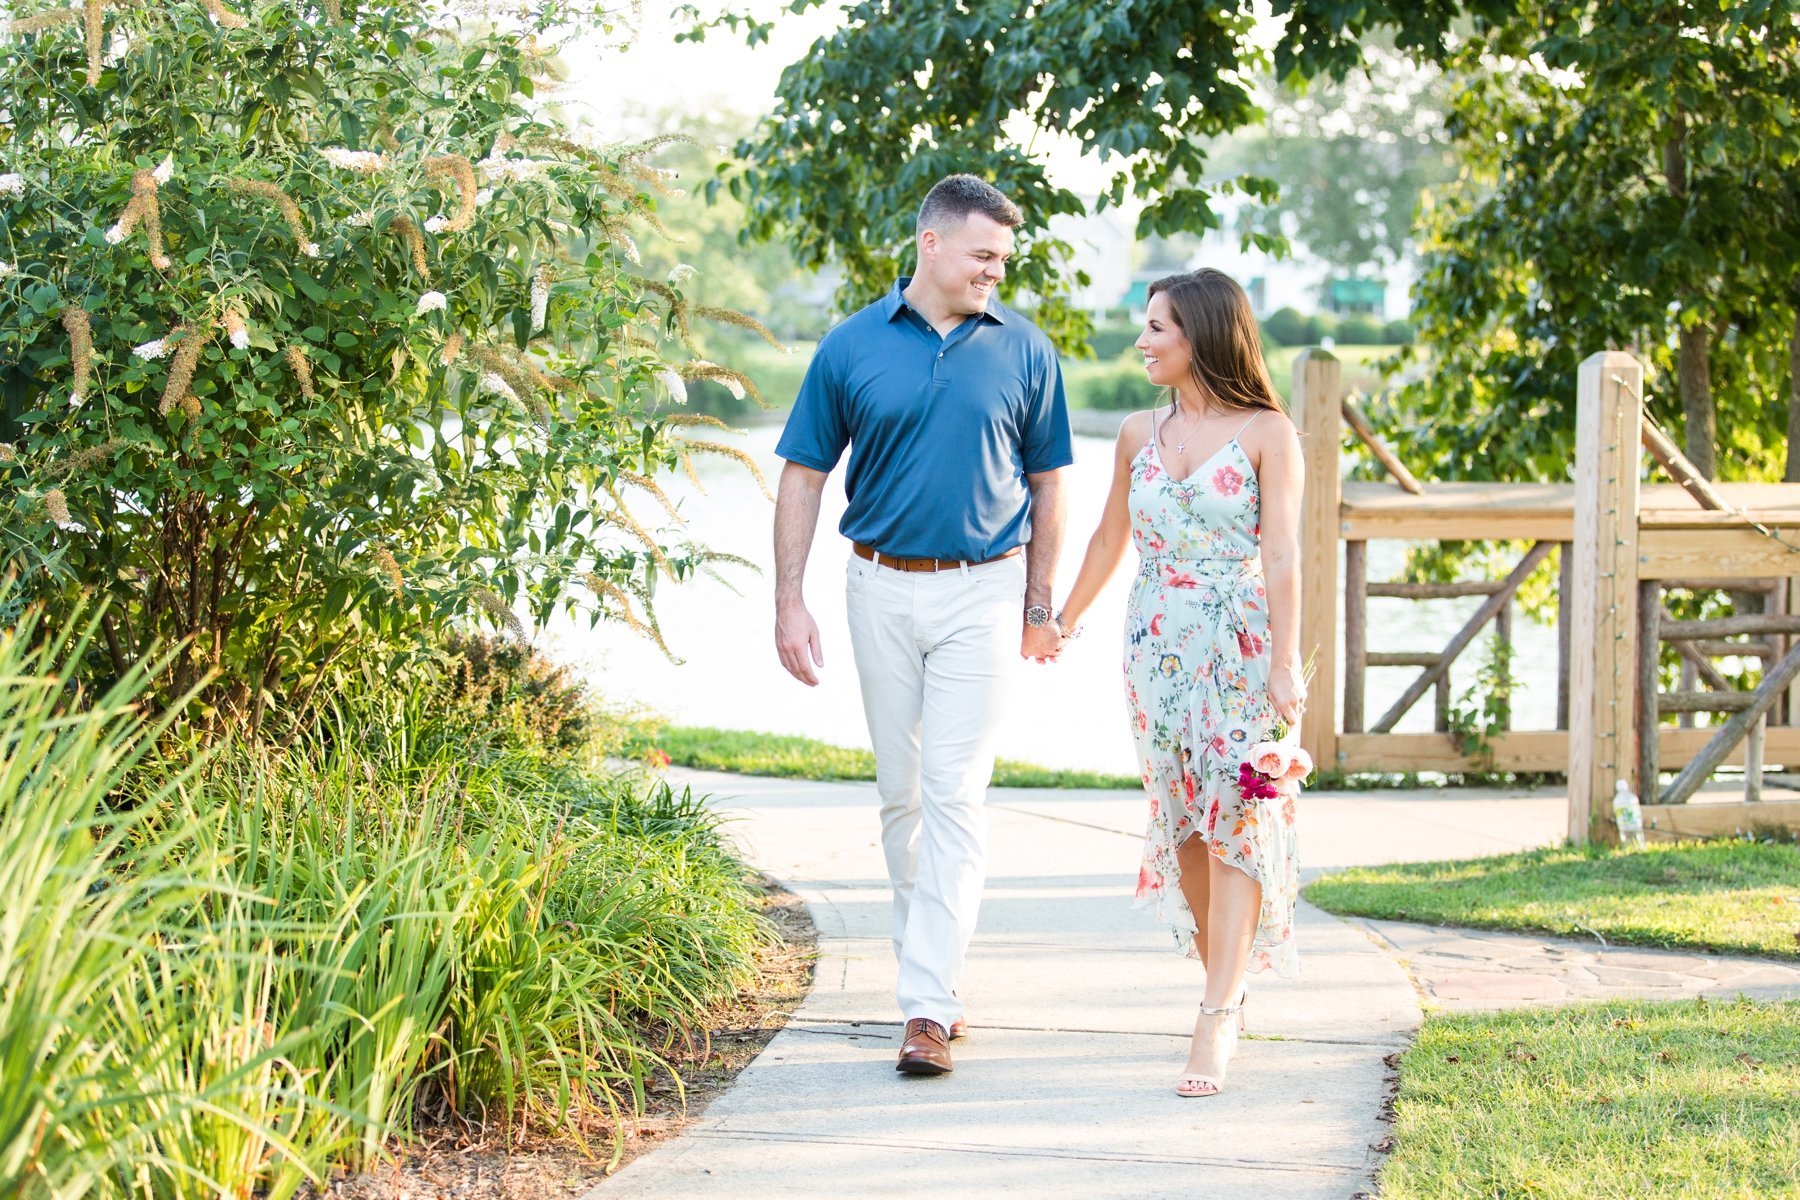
[886,276,1008,325]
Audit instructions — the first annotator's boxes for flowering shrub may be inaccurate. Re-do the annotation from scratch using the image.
[0,0,768,731]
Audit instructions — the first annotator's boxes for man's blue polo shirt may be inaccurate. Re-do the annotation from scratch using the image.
[775,278,1073,561]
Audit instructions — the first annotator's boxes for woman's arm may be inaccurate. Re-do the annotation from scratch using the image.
[1246,413,1307,725]
[1056,412,1148,632]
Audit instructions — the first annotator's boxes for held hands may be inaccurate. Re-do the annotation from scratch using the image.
[1269,664,1307,726]
[1020,618,1067,664]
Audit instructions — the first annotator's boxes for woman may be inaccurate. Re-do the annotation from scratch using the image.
[1054,269,1305,1098]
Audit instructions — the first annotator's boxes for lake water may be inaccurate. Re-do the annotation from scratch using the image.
[545,426,1562,774]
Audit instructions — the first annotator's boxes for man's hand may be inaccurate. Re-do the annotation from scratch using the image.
[1021,619,1066,664]
[776,601,825,686]
[774,461,830,686]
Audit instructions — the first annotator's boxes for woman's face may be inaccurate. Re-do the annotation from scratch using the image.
[1135,292,1192,390]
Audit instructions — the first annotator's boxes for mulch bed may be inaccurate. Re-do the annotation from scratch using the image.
[321,876,817,1200]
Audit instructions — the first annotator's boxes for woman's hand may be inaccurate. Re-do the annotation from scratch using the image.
[1268,664,1307,727]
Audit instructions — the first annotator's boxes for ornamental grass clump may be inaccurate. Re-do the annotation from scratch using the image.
[0,601,768,1193]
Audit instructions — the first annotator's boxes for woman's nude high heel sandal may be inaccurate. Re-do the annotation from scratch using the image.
[1175,1003,1241,1098]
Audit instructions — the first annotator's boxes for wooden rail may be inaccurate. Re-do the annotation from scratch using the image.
[1296,349,1800,842]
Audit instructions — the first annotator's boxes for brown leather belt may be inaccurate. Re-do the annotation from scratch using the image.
[853,542,1021,573]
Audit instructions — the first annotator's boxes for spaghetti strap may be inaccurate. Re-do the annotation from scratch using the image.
[1149,407,1160,446]
[1235,410,1262,439]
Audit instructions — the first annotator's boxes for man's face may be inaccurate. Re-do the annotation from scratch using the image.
[917,212,1014,315]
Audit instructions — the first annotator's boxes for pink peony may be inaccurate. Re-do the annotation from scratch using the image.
[1248,741,1293,778]
[1278,747,1314,783]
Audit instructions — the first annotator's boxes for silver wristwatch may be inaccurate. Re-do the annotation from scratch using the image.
[1024,605,1052,628]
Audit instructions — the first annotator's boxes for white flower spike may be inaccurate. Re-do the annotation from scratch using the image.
[0,261,15,278]
[132,338,169,360]
[415,290,448,316]
[529,272,550,331]
[668,263,698,285]
[478,371,519,402]
[0,174,24,198]
[104,224,127,244]
[319,147,388,173]
[474,188,493,207]
[345,210,374,228]
[153,155,174,185]
[423,215,448,234]
[655,367,687,404]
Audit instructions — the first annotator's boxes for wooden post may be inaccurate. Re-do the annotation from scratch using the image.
[1636,579,1661,798]
[1495,600,1512,732]
[1567,352,1643,845]
[1774,580,1792,726]
[1746,714,1765,801]
[1557,542,1573,730]
[1344,540,1367,734]
[1435,672,1450,733]
[1295,350,1341,774]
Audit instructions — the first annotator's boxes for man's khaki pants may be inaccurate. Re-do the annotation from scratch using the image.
[844,550,1024,1030]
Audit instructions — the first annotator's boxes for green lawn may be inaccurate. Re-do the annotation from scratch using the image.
[655,725,1142,790]
[1380,999,1800,1199]
[1305,841,1800,960]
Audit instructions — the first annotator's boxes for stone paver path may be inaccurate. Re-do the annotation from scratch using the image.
[1344,918,1800,1010]
[592,775,1573,1200]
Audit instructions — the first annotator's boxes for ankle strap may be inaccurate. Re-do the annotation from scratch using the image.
[1199,1003,1243,1017]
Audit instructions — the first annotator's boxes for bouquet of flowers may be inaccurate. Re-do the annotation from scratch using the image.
[1237,723,1313,801]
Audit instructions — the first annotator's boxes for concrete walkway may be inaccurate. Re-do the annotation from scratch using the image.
[595,775,1574,1199]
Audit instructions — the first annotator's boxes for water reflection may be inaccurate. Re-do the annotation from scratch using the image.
[544,426,1560,774]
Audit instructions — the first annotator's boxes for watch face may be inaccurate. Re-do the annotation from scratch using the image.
[1025,605,1051,626]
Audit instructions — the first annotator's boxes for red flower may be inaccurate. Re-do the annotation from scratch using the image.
[1150,613,1164,636]
[1236,630,1265,657]
[1212,465,1244,495]
[651,749,671,767]
[1236,761,1279,801]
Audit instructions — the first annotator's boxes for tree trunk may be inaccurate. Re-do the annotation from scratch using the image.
[1663,113,1717,479]
[1787,306,1800,482]
[1678,322,1716,480]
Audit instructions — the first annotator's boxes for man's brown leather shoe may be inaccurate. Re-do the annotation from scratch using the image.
[895,1018,953,1075]
[949,1017,967,1040]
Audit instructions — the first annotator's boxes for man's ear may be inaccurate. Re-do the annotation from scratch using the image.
[917,227,938,262]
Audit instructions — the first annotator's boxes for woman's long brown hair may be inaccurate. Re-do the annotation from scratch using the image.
[1146,269,1286,415]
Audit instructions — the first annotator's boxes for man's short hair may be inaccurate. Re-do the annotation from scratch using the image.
[916,174,1023,235]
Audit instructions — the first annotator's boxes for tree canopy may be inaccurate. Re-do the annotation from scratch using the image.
[1,0,772,730]
[718,0,1800,482]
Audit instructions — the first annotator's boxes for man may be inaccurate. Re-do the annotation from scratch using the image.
[773,175,1071,1076]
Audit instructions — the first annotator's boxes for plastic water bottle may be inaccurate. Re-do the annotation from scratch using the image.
[1614,779,1645,849]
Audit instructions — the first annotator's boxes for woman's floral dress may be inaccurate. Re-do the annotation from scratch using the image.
[1125,414,1300,977]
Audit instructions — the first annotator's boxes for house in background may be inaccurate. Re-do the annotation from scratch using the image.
[1325,278,1387,318]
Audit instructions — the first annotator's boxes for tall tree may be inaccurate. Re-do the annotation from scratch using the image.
[1215,47,1461,282]
[718,0,1800,479]
[1389,0,1800,482]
